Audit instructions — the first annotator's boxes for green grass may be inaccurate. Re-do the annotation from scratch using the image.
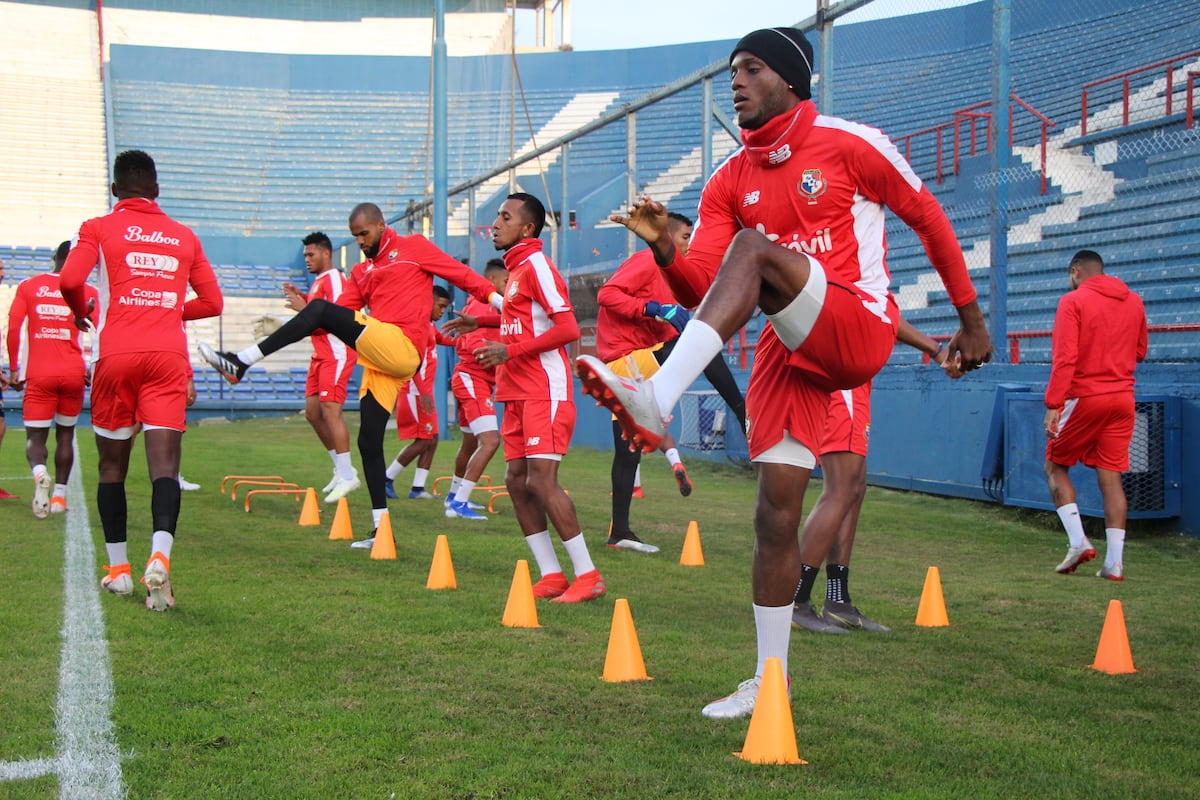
[2,414,1199,799]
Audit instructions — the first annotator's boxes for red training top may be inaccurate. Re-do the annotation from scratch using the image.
[596,248,681,363]
[6,272,98,380]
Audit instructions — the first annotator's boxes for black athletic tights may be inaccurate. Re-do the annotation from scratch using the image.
[259,299,366,358]
[358,391,391,511]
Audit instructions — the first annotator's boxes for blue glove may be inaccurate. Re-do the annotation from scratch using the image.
[643,301,662,319]
[655,303,690,333]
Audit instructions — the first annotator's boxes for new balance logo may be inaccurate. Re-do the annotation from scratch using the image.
[526,436,541,446]
[767,144,792,164]
[743,191,761,206]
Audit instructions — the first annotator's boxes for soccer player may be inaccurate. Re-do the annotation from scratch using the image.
[577,28,990,716]
[443,258,509,521]
[281,231,360,503]
[377,286,454,506]
[200,202,502,540]
[0,257,16,502]
[60,149,224,611]
[791,320,955,635]
[595,212,699,554]
[1044,250,1147,581]
[6,240,98,517]
[449,193,606,603]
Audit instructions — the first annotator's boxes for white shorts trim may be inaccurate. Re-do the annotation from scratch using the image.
[93,425,137,441]
[526,453,563,462]
[752,432,817,469]
[55,413,80,427]
[468,415,499,435]
[142,423,184,433]
[23,418,54,429]
[766,257,828,351]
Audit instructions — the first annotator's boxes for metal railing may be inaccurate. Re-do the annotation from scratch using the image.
[1081,48,1200,136]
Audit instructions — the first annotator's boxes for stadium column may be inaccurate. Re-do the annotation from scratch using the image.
[434,0,450,439]
[989,0,1011,361]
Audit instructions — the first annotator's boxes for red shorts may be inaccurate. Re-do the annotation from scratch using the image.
[818,381,872,458]
[90,351,190,435]
[452,370,497,429]
[21,373,87,427]
[501,398,575,460]
[305,353,356,405]
[395,383,437,440]
[1046,392,1135,472]
[746,287,896,459]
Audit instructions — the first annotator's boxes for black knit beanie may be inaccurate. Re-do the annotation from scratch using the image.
[729,27,814,101]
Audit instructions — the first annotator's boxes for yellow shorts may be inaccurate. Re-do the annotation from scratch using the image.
[606,345,663,421]
[354,310,421,412]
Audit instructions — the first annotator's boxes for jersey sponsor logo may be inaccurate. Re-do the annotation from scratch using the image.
[753,223,834,256]
[124,226,181,247]
[35,285,62,298]
[118,287,179,309]
[36,326,72,341]
[798,169,827,203]
[767,144,792,164]
[743,190,761,207]
[126,252,180,274]
[500,319,524,337]
[35,302,71,318]
[526,436,540,446]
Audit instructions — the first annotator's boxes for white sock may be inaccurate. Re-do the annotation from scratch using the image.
[524,530,562,577]
[327,449,338,468]
[413,468,429,489]
[454,479,476,504]
[648,320,724,419]
[105,542,128,567]
[1105,528,1126,567]
[633,464,641,489]
[372,507,387,529]
[385,458,404,480]
[235,345,264,365]
[561,532,596,576]
[53,484,67,499]
[1056,503,1088,549]
[664,447,681,467]
[334,451,355,481]
[150,531,174,561]
[449,476,463,499]
[32,464,48,480]
[753,603,794,678]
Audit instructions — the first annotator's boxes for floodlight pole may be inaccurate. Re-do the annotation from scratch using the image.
[433,0,448,251]
[989,0,1011,360]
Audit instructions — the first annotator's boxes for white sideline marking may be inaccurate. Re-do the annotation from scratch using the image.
[0,466,126,797]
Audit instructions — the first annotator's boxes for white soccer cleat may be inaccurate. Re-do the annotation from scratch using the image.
[324,474,361,504]
[1055,542,1097,574]
[349,536,376,550]
[100,564,133,596]
[701,676,763,720]
[575,355,667,453]
[1097,562,1124,581]
[322,471,339,494]
[31,472,52,519]
[142,553,175,611]
[178,475,201,491]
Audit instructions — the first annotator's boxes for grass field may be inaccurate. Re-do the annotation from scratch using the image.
[2,413,1199,799]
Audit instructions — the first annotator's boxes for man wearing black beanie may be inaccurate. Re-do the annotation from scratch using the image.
[578,27,992,719]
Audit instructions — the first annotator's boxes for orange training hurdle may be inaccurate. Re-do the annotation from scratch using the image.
[244,487,307,512]
[221,475,285,494]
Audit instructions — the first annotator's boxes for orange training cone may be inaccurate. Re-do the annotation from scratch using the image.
[1090,599,1136,674]
[680,520,704,566]
[298,487,321,526]
[736,657,806,765]
[328,497,353,540]
[602,598,650,682]
[426,534,457,590]
[915,566,949,627]
[502,560,540,628]
[369,512,397,560]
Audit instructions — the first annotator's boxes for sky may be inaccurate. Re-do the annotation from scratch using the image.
[516,0,981,51]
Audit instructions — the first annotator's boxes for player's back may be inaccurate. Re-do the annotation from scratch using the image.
[8,272,93,379]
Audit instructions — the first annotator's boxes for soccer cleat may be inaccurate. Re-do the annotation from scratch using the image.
[408,488,435,500]
[1055,542,1097,574]
[384,478,399,500]
[822,600,892,633]
[466,500,486,511]
[791,602,850,635]
[631,486,644,500]
[350,531,377,550]
[324,474,361,504]
[49,496,68,514]
[702,676,763,720]
[531,572,569,599]
[575,355,666,453]
[198,341,248,384]
[142,552,174,611]
[1097,562,1124,581]
[322,472,339,494]
[606,531,659,554]
[0,486,17,500]
[100,563,133,596]
[445,499,487,520]
[31,471,52,519]
[673,463,693,497]
[178,475,201,491]
[551,569,607,604]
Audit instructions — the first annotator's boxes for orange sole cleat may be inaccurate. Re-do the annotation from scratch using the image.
[551,569,607,603]
[531,572,569,599]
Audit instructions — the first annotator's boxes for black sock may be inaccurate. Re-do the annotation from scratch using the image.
[826,564,850,605]
[96,482,127,544]
[793,563,820,605]
[151,477,181,535]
